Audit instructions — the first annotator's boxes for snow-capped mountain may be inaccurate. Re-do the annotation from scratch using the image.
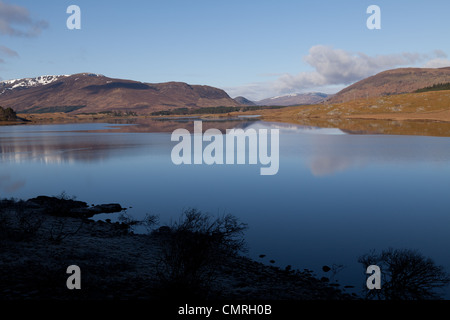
[255,92,329,106]
[0,73,239,114]
[269,93,306,100]
[0,74,107,95]
[1,75,69,91]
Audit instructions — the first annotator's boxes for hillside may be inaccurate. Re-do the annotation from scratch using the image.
[233,96,257,106]
[329,67,450,103]
[295,90,450,121]
[256,92,328,106]
[249,89,450,136]
[0,73,239,115]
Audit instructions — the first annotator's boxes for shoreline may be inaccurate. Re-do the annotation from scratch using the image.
[2,103,450,137]
[0,196,356,301]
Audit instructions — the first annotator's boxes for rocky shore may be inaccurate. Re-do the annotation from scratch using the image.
[0,196,356,301]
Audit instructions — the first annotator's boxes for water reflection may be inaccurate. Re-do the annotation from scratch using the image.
[0,135,150,164]
[0,119,261,164]
[290,117,450,137]
[306,134,450,176]
[2,119,450,175]
[0,174,26,193]
[87,117,261,134]
[309,156,363,177]
[2,119,450,298]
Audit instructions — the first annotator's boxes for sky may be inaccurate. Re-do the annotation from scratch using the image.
[0,0,450,100]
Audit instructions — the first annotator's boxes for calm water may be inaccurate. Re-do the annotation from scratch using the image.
[1,119,450,298]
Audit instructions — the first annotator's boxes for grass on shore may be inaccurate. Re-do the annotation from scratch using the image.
[5,89,450,137]
[240,90,450,137]
[255,89,450,122]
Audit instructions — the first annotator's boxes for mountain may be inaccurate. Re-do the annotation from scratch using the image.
[329,67,450,103]
[233,96,257,106]
[256,92,329,106]
[0,73,239,114]
[255,67,450,134]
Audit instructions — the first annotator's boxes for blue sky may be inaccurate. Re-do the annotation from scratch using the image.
[1,0,450,100]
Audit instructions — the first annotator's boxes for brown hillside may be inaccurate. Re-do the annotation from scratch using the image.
[246,89,450,136]
[329,67,450,103]
[255,90,450,122]
[0,73,239,114]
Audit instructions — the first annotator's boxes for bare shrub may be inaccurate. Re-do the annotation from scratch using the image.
[117,211,141,234]
[116,212,159,235]
[154,208,248,298]
[359,248,450,300]
[143,213,159,233]
[48,218,84,244]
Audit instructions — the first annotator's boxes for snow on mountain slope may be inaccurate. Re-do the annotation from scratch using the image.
[0,75,70,96]
[1,75,69,88]
[0,74,108,96]
[0,73,239,114]
[256,92,329,106]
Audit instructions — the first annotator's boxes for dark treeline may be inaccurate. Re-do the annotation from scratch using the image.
[0,106,17,121]
[78,110,138,117]
[415,82,450,93]
[151,105,287,116]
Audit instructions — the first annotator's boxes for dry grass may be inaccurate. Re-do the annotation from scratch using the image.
[17,112,130,123]
[262,90,450,121]
[240,90,450,137]
[11,90,450,137]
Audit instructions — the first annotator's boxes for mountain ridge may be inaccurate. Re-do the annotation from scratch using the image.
[233,92,330,107]
[256,92,329,106]
[0,73,239,114]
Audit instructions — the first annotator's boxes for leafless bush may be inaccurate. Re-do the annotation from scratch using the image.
[48,218,85,244]
[46,191,78,216]
[143,213,159,233]
[153,208,248,298]
[9,202,46,241]
[1,198,42,242]
[359,248,450,300]
[116,212,159,234]
[117,211,140,233]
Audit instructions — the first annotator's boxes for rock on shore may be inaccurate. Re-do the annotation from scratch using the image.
[25,195,124,218]
[0,196,355,300]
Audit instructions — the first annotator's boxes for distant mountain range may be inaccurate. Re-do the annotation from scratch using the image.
[236,67,450,107]
[0,73,239,114]
[256,92,329,106]
[259,66,450,133]
[2,67,450,115]
[233,96,257,106]
[234,92,330,107]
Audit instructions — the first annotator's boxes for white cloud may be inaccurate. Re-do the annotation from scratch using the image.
[0,1,48,37]
[422,52,450,69]
[226,45,450,100]
[423,58,450,68]
[274,45,428,94]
